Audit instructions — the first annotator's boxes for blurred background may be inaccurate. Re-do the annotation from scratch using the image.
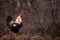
[0,0,60,40]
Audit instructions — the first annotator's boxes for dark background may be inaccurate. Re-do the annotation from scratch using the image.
[0,0,60,40]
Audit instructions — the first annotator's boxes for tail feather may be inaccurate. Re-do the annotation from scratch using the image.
[6,16,14,28]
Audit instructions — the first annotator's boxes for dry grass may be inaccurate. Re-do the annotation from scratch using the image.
[0,34,60,40]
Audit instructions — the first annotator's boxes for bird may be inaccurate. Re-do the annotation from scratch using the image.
[6,13,23,33]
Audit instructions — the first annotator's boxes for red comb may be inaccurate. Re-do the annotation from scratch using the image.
[18,12,23,18]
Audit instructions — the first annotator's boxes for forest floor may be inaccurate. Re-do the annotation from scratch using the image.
[0,33,60,40]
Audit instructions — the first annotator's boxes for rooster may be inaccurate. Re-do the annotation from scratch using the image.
[6,13,23,33]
